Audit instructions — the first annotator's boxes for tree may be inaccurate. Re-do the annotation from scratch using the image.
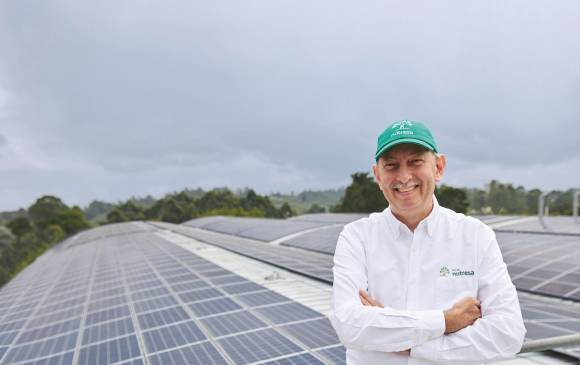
[56,207,91,235]
[28,196,68,229]
[306,204,326,213]
[435,185,468,213]
[277,203,294,219]
[159,199,186,223]
[334,173,386,213]
[107,209,128,223]
[7,217,33,237]
[84,200,115,221]
[116,201,145,221]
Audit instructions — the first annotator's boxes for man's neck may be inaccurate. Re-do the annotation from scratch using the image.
[391,200,434,232]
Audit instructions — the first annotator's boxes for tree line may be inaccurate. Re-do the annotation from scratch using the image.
[333,173,578,215]
[1,178,577,287]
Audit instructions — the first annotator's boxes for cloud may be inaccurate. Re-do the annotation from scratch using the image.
[0,0,578,210]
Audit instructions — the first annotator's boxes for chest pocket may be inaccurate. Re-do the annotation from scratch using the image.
[436,275,477,309]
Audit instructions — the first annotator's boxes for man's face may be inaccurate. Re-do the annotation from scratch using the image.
[372,143,446,219]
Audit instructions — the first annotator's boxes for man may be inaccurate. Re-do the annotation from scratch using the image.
[329,120,526,364]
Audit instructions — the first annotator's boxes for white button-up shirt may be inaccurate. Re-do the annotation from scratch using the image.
[329,197,526,364]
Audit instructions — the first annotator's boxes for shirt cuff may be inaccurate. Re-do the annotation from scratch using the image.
[411,310,445,360]
[416,310,445,340]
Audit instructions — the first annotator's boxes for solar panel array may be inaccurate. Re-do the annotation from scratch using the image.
[288,214,367,224]
[499,232,580,300]
[182,217,328,242]
[495,217,580,235]
[151,222,334,283]
[165,218,580,359]
[0,224,344,365]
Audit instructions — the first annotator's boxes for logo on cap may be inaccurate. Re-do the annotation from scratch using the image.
[392,120,413,130]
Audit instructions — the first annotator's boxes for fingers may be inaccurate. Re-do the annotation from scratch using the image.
[359,290,384,308]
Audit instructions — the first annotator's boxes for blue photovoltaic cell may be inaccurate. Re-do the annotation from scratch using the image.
[17,351,74,365]
[0,331,17,346]
[142,321,206,353]
[221,282,266,295]
[188,297,242,317]
[2,331,78,363]
[170,280,210,293]
[147,341,228,365]
[133,295,179,314]
[201,310,268,337]
[255,303,323,324]
[78,334,141,365]
[0,320,26,333]
[218,328,303,364]
[137,306,190,330]
[84,305,131,326]
[82,317,135,345]
[178,288,223,303]
[130,287,170,302]
[235,291,291,308]
[17,317,81,344]
[317,345,347,365]
[281,318,340,348]
[260,353,326,365]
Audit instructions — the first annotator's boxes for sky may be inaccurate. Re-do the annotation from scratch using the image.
[0,0,578,211]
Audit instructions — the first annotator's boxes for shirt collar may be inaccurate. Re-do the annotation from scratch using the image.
[384,195,440,239]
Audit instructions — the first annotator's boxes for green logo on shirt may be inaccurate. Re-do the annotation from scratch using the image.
[440,266,474,277]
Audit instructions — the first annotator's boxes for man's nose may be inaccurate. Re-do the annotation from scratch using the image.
[397,166,412,184]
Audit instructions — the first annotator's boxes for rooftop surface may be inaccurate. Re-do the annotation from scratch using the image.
[0,214,579,365]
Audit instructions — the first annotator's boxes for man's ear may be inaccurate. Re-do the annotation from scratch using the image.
[435,154,446,182]
[372,164,381,186]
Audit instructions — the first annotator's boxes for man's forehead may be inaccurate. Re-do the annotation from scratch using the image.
[380,144,431,160]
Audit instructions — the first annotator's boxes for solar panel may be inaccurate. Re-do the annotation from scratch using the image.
[147,341,228,365]
[136,306,190,330]
[235,291,291,308]
[142,321,206,353]
[255,303,324,325]
[217,328,303,364]
[2,331,78,363]
[77,334,141,365]
[260,353,326,365]
[188,297,242,317]
[280,318,340,348]
[201,310,268,337]
[182,217,329,242]
[316,345,347,365]
[81,317,135,346]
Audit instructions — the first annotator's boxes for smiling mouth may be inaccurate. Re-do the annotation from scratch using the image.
[394,185,419,193]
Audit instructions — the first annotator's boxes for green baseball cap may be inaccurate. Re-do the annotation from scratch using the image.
[374,120,438,162]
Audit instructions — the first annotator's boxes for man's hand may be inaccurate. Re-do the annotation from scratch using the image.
[443,297,482,334]
[359,290,410,355]
[359,289,384,308]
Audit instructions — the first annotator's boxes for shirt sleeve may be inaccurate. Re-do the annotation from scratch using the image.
[329,226,446,352]
[410,225,526,362]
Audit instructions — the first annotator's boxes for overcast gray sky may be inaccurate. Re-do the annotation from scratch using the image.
[0,0,579,211]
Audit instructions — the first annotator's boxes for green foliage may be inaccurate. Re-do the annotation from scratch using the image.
[7,216,33,237]
[306,204,326,213]
[435,185,468,213]
[277,202,294,219]
[28,196,68,228]
[106,209,129,223]
[0,197,91,287]
[334,173,386,213]
[84,200,115,221]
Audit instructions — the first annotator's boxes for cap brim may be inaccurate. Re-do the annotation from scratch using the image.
[375,138,436,162]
